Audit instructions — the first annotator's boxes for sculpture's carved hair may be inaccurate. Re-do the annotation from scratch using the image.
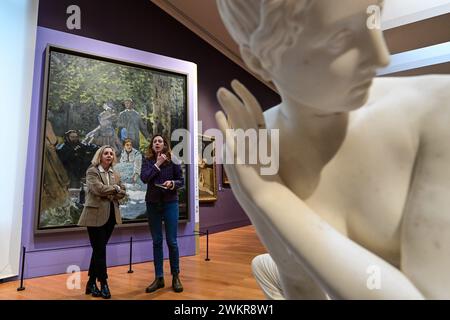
[217,0,314,75]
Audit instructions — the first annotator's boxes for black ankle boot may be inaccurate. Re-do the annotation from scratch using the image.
[85,282,101,297]
[100,281,111,299]
[145,277,165,293]
[172,274,183,293]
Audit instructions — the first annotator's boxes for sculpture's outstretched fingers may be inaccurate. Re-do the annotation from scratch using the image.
[217,87,248,130]
[231,79,266,129]
[215,110,242,192]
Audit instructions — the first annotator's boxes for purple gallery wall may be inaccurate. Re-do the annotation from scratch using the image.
[22,26,198,279]
[37,0,281,235]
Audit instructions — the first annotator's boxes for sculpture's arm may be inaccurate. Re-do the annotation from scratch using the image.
[400,95,450,299]
[216,80,424,300]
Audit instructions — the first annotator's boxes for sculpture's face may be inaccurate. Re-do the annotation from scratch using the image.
[269,0,389,114]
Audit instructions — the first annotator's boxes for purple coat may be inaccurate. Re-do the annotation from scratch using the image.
[140,157,184,203]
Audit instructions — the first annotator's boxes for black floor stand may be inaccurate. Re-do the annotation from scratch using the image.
[17,246,26,291]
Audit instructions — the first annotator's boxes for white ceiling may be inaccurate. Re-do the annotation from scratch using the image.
[151,0,246,76]
[382,0,450,28]
[150,0,277,89]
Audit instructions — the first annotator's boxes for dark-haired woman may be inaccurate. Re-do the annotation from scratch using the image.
[140,135,184,293]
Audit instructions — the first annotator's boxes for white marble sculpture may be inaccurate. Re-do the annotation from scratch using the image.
[215,0,450,299]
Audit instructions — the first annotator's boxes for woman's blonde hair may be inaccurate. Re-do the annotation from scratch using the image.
[91,145,117,167]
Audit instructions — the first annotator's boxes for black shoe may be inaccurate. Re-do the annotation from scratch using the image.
[100,283,111,299]
[85,282,101,297]
[145,277,165,293]
[172,275,183,293]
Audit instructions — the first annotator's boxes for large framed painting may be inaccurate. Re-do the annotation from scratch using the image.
[36,45,189,232]
[198,134,217,202]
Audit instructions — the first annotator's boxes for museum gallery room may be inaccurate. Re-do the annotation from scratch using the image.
[1,0,450,301]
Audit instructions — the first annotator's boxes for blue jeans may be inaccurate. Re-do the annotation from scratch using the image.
[146,201,180,277]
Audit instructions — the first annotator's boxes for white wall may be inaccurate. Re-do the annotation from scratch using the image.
[0,0,38,280]
[382,0,450,29]
[378,42,450,75]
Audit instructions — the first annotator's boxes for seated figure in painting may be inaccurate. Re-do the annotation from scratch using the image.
[215,0,450,299]
[114,138,147,220]
[116,138,144,187]
[57,129,99,188]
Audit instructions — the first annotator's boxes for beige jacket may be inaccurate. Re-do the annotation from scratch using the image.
[78,165,126,227]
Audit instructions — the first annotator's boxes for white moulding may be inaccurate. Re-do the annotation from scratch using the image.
[377,41,450,75]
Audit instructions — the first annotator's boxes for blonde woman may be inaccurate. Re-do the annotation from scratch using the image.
[78,145,126,299]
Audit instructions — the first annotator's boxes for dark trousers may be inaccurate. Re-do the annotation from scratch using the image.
[87,203,116,282]
[146,201,180,278]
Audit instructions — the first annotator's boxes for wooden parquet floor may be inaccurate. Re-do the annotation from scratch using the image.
[0,225,267,300]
